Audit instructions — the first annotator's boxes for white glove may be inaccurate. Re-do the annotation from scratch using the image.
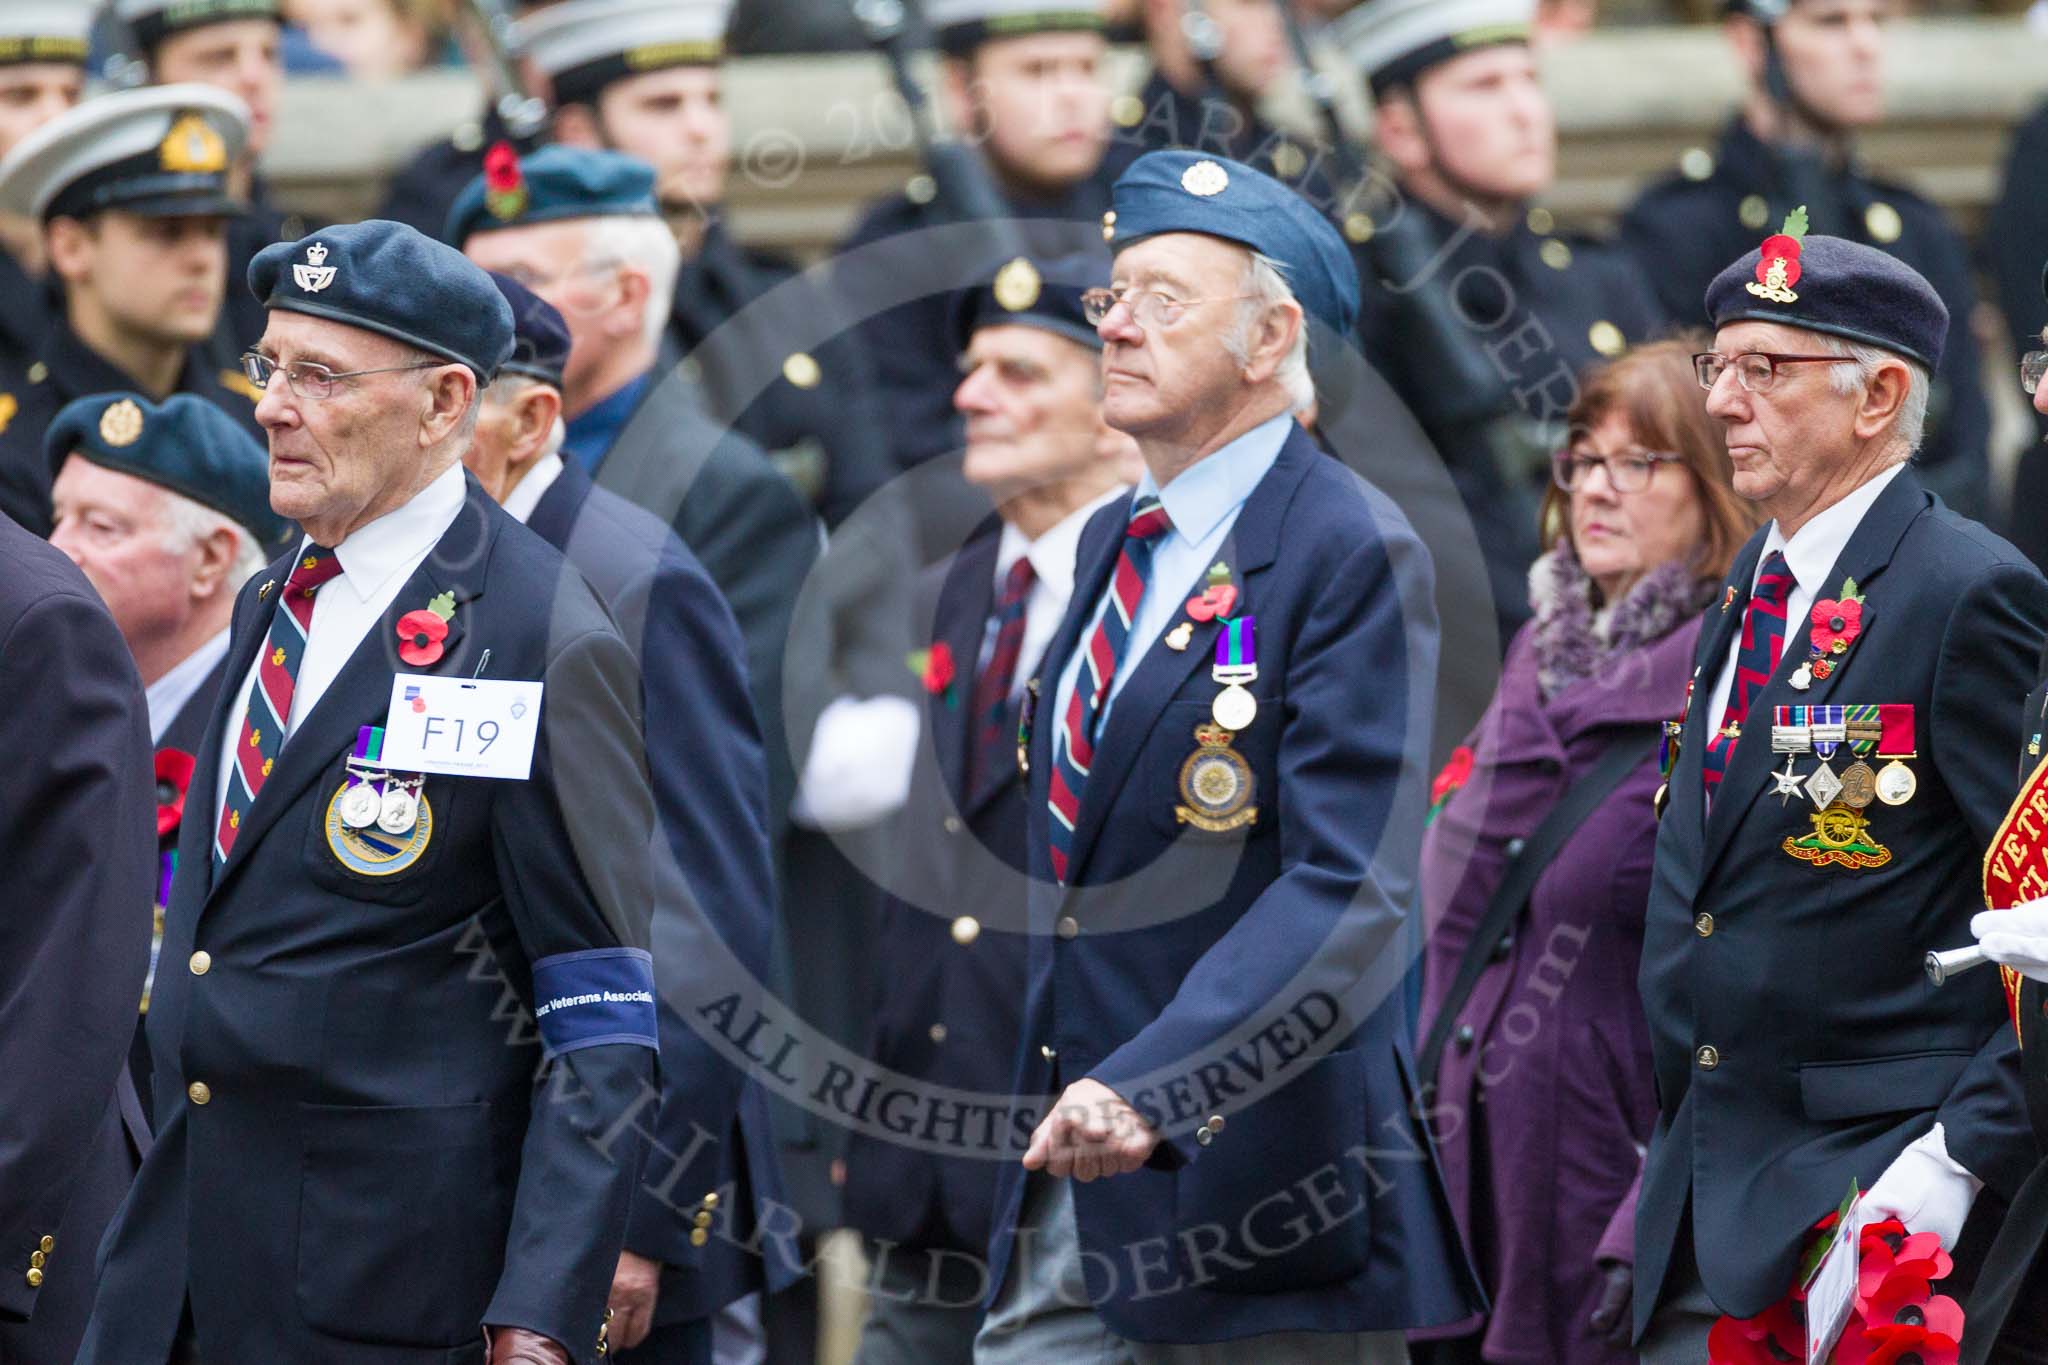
[791,694,920,831]
[1971,900,2048,983]
[1861,1123,1982,1250]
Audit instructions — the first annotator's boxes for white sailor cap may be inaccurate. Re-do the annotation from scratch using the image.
[0,2,95,67]
[112,0,280,51]
[516,0,732,105]
[0,84,250,222]
[921,0,1106,57]
[1331,0,1535,96]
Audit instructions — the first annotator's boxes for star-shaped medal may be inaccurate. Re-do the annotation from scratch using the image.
[1770,758,1804,806]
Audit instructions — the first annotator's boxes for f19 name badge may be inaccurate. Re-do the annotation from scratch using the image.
[379,673,542,780]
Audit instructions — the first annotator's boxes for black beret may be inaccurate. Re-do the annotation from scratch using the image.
[1706,213,1948,370]
[487,271,572,390]
[46,391,292,551]
[250,221,515,384]
[951,251,1109,356]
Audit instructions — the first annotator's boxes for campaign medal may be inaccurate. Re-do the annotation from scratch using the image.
[1211,616,1258,732]
[1174,724,1258,832]
[1770,757,1805,806]
[1838,761,1878,810]
[1873,703,1917,806]
[1877,762,1917,806]
[1783,802,1892,870]
[325,783,434,876]
[339,725,388,829]
[378,776,423,835]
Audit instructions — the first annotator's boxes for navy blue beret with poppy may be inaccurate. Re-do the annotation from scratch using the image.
[951,250,1110,356]
[444,145,658,248]
[46,391,293,551]
[249,220,516,384]
[1707,222,1948,371]
[487,271,572,390]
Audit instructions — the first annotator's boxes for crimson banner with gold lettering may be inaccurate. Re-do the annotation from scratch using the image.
[1981,756,2048,1040]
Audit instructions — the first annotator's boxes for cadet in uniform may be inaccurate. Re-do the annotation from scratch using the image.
[835,0,1129,485]
[75,221,659,1365]
[519,0,895,527]
[1633,231,2047,1361]
[845,251,1131,1365]
[1621,0,1989,519]
[1332,0,1665,648]
[0,448,156,1365]
[982,149,1480,1361]
[0,2,91,372]
[115,0,303,359]
[0,86,264,536]
[467,272,799,1364]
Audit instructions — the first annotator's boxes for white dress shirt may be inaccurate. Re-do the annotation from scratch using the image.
[214,463,468,822]
[147,628,230,745]
[1052,413,1291,744]
[988,484,1129,696]
[1704,464,1904,735]
[500,452,565,526]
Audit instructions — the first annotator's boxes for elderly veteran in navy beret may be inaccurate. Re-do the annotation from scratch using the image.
[1631,221,2048,1362]
[978,150,1480,1363]
[75,220,662,1365]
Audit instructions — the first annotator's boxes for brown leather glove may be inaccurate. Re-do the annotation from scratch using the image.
[486,1326,572,1365]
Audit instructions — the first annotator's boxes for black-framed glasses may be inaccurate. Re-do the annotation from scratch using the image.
[2022,350,2048,396]
[241,352,440,401]
[1551,448,1681,494]
[1080,286,1257,329]
[1693,351,1843,394]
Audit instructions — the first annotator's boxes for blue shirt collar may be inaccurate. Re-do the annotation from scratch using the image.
[563,371,653,475]
[1136,412,1294,546]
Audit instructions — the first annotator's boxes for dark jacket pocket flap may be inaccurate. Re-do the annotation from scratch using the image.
[1798,1050,1973,1123]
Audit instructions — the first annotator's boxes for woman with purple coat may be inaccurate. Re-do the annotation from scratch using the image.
[1415,339,1757,1365]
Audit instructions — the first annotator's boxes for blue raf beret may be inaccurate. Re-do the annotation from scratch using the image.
[250,220,515,384]
[952,250,1110,355]
[444,145,658,247]
[1706,213,1948,371]
[1105,151,1360,340]
[487,271,572,389]
[46,392,293,551]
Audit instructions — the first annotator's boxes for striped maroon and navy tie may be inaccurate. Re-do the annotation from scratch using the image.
[1047,498,1173,883]
[965,555,1037,801]
[214,547,344,870]
[1701,549,1793,795]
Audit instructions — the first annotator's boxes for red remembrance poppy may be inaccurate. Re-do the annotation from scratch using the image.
[154,748,196,838]
[1811,597,1864,655]
[922,641,955,695]
[483,141,522,192]
[1431,746,1474,807]
[397,609,449,666]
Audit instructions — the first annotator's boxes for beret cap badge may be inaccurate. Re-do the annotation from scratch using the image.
[993,256,1041,312]
[99,399,144,448]
[482,142,529,223]
[158,112,227,175]
[1180,159,1230,197]
[1746,205,1808,305]
[292,242,336,294]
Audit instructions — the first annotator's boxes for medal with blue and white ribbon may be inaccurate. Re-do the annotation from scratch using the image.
[1212,616,1258,732]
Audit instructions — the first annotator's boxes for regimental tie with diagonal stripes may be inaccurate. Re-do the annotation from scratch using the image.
[1047,497,1173,883]
[966,555,1036,802]
[1701,549,1794,796]
[214,547,345,870]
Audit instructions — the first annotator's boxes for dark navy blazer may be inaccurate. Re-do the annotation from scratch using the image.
[0,514,154,1365]
[1635,469,2048,1333]
[77,476,658,1365]
[992,425,1485,1343]
[528,457,800,1324]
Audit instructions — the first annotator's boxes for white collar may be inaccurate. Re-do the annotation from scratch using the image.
[1760,463,1906,594]
[145,627,231,745]
[997,483,1130,602]
[502,453,566,526]
[324,463,468,603]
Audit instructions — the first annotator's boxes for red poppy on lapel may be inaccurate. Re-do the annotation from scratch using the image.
[155,748,196,838]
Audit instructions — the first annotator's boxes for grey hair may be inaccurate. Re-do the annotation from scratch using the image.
[160,493,267,589]
[582,214,681,354]
[1813,333,1929,464]
[484,375,567,461]
[1225,252,1314,413]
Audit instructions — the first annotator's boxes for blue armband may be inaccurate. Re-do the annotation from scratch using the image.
[530,948,659,1057]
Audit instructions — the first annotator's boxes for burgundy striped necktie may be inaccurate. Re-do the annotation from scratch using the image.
[1047,498,1173,883]
[215,547,344,869]
[966,555,1036,801]
[1701,550,1793,795]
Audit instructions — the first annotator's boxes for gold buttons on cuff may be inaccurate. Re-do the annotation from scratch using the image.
[701,1192,719,1210]
[187,1081,212,1106]
[951,916,980,946]
[690,1228,709,1247]
[1696,1045,1721,1071]
[24,1268,41,1288]
[28,1251,44,1269]
[189,950,212,975]
[1694,913,1715,938]
[693,1210,713,1228]
[1056,916,1079,940]
[38,1237,52,1254]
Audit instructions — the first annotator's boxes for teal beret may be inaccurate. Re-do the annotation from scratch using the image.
[444,145,658,247]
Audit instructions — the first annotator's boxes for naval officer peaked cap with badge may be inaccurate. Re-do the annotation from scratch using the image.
[46,391,292,551]
[0,1,95,67]
[71,215,659,1364]
[1330,0,1534,96]
[922,0,1107,58]
[515,0,731,107]
[112,0,280,52]
[0,83,248,223]
[1630,211,2048,1339]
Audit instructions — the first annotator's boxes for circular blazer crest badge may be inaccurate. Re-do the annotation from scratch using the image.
[324,782,433,875]
[1175,724,1258,833]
